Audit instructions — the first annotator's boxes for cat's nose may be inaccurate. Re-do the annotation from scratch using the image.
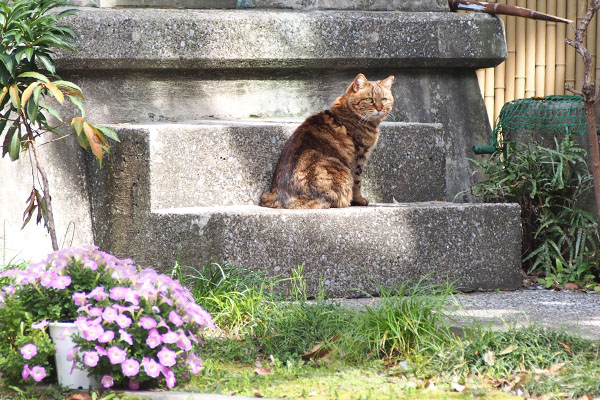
[375,105,382,112]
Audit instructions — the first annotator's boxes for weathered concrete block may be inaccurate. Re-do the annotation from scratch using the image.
[0,135,94,263]
[85,126,522,297]
[74,0,448,10]
[150,203,524,297]
[134,121,445,208]
[56,9,506,70]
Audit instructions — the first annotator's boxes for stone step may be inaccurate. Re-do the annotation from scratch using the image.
[57,8,504,71]
[106,203,524,298]
[72,0,448,11]
[57,8,503,200]
[130,120,445,209]
[85,122,521,297]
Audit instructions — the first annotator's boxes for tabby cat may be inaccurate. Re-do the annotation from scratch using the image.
[260,73,395,209]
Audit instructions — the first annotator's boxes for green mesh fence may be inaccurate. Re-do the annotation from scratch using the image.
[474,95,586,154]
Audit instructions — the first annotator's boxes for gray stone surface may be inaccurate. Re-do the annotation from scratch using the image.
[239,0,449,11]
[0,134,94,265]
[61,69,489,201]
[338,290,600,341]
[85,123,520,297]
[74,0,448,10]
[140,120,445,208]
[56,8,506,70]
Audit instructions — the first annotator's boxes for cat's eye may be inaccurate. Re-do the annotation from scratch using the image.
[381,98,388,103]
[365,98,374,103]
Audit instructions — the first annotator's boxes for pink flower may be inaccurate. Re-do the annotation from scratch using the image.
[66,346,78,362]
[102,307,118,323]
[101,375,114,388]
[84,351,100,367]
[30,366,46,382]
[88,286,108,301]
[161,330,180,344]
[129,379,140,390]
[98,330,115,343]
[168,310,183,327]
[116,314,132,329]
[40,270,56,287]
[88,307,103,317]
[124,290,139,305]
[109,286,127,301]
[119,329,134,345]
[122,358,140,377]
[187,353,202,374]
[146,329,162,349]
[51,275,71,290]
[142,357,161,378]
[177,333,192,351]
[22,364,30,379]
[82,324,104,341]
[84,258,98,270]
[139,317,157,329]
[72,292,87,306]
[163,367,176,388]
[31,320,48,330]
[157,347,176,367]
[20,343,37,360]
[107,346,127,364]
[95,345,108,356]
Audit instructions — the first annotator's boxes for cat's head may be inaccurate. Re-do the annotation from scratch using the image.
[344,73,395,123]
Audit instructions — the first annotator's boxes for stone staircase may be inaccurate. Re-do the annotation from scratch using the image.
[54,3,523,297]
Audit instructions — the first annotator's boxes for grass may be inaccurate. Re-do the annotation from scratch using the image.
[172,262,600,399]
[1,261,599,399]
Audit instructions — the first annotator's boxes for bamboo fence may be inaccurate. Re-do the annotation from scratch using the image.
[477,0,600,127]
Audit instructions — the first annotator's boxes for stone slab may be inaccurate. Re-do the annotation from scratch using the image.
[148,203,523,297]
[76,0,448,10]
[132,120,445,208]
[60,68,489,202]
[56,8,506,70]
[85,128,522,297]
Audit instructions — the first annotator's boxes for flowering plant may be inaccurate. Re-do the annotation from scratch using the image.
[0,246,214,389]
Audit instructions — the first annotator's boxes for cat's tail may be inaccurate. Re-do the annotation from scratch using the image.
[259,190,282,208]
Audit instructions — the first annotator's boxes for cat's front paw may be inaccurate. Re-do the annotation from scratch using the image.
[351,197,369,206]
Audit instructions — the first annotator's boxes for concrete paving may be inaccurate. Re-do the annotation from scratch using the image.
[332,289,600,340]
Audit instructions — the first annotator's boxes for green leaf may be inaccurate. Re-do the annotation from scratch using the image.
[45,81,64,104]
[8,84,20,110]
[26,96,39,122]
[67,95,85,117]
[8,125,20,161]
[95,125,119,142]
[36,53,55,75]
[0,54,15,77]
[39,101,62,122]
[17,71,50,83]
[53,80,82,94]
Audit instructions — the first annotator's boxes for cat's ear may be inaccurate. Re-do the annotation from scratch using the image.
[349,73,369,92]
[378,75,395,90]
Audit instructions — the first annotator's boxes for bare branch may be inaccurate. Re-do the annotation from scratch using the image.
[565,83,583,96]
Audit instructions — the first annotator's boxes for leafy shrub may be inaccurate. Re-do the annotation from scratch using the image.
[0,247,214,389]
[466,134,599,286]
[0,0,118,249]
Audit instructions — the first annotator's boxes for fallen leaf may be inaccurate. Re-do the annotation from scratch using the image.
[301,342,334,361]
[254,367,273,375]
[564,283,579,290]
[253,389,263,398]
[451,382,466,393]
[483,350,496,366]
[559,342,572,354]
[498,345,518,355]
[66,395,92,400]
[549,362,566,374]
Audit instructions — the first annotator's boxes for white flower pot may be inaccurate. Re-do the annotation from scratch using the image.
[48,322,98,389]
